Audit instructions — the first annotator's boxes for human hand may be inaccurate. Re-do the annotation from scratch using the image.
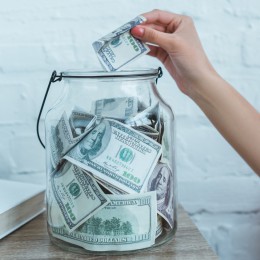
[131,9,217,98]
[132,10,260,175]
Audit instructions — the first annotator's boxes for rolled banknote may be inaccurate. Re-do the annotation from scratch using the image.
[51,191,157,251]
[146,163,174,228]
[64,118,162,194]
[51,162,110,231]
[92,16,150,71]
[91,97,138,121]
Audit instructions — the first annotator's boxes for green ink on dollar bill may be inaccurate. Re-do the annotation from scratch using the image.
[51,162,110,231]
[64,119,162,194]
[51,191,157,251]
[92,16,150,71]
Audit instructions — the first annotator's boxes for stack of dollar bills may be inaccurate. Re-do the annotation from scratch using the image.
[48,96,175,252]
[92,16,150,71]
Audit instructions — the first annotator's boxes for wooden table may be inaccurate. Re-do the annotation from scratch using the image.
[0,206,218,260]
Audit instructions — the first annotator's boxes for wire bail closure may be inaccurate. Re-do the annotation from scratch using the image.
[36,67,163,149]
[156,67,163,84]
[36,71,62,148]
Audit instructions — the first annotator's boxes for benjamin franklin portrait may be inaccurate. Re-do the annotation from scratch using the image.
[148,163,174,226]
[76,120,111,161]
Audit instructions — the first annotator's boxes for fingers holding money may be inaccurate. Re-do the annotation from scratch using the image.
[140,9,182,32]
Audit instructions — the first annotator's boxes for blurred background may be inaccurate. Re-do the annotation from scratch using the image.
[0,0,259,259]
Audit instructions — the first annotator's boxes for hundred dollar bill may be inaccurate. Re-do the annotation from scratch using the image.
[94,176,126,195]
[156,215,163,238]
[157,116,164,145]
[132,124,159,141]
[146,163,174,228]
[81,169,125,195]
[91,97,138,121]
[69,109,97,138]
[125,102,160,128]
[49,113,75,168]
[64,119,162,194]
[92,16,150,71]
[51,191,157,251]
[51,162,110,231]
[161,117,174,162]
[50,112,96,168]
[47,188,64,228]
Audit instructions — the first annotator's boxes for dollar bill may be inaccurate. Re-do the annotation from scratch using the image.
[93,16,146,49]
[50,112,96,168]
[51,162,110,231]
[125,102,160,128]
[156,215,163,238]
[146,162,174,228]
[64,119,162,194]
[91,97,138,121]
[161,116,174,162]
[132,124,159,141]
[47,187,64,228]
[92,16,150,71]
[81,169,126,195]
[157,116,164,145]
[69,109,97,138]
[51,191,157,251]
[94,176,126,195]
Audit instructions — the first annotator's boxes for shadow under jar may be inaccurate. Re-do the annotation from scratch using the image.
[44,68,177,255]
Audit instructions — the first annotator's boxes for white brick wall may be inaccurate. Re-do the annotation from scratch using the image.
[0,1,259,259]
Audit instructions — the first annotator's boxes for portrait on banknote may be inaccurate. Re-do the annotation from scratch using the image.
[75,120,111,161]
[147,163,174,227]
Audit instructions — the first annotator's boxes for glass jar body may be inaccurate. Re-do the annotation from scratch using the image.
[45,69,177,255]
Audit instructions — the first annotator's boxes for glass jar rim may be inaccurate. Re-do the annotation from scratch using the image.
[61,68,160,79]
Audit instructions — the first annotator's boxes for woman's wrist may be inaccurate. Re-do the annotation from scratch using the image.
[185,69,260,174]
[186,68,222,107]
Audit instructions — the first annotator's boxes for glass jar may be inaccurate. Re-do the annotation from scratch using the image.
[43,68,177,255]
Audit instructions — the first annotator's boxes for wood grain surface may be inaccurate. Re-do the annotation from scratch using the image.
[0,205,218,260]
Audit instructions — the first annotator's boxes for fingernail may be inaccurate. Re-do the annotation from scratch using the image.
[131,27,144,38]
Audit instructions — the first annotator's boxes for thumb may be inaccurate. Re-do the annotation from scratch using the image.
[131,26,171,50]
